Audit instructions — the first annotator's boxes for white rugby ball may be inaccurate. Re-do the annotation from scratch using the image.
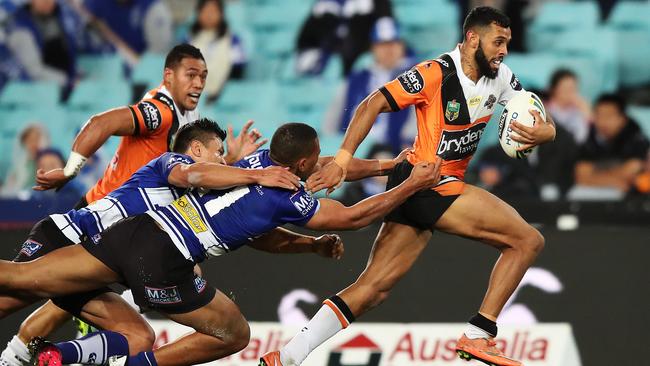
[498,91,546,159]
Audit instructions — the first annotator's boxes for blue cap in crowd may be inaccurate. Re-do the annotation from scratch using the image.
[371,17,401,44]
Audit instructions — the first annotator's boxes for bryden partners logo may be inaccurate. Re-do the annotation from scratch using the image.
[327,334,382,366]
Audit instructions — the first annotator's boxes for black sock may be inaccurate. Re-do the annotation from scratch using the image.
[328,295,356,324]
[469,313,497,337]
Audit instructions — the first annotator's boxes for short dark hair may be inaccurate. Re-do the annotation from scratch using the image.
[164,44,205,69]
[549,68,577,93]
[463,6,510,38]
[270,123,318,165]
[595,93,627,115]
[172,118,226,153]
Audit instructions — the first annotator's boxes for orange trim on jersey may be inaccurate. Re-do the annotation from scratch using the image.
[433,180,465,196]
[323,299,350,328]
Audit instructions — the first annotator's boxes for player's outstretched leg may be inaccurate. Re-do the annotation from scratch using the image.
[435,184,544,366]
[29,330,129,366]
[261,222,431,366]
[0,301,71,366]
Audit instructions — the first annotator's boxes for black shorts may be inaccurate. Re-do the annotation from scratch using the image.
[14,217,112,316]
[384,160,461,231]
[82,215,215,314]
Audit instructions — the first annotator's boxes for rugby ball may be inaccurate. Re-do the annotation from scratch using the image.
[498,91,546,159]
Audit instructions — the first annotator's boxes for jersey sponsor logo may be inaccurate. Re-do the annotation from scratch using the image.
[172,196,208,233]
[194,275,207,293]
[156,94,175,111]
[510,74,522,91]
[290,191,316,217]
[19,240,42,257]
[445,100,461,121]
[138,101,162,130]
[166,155,192,170]
[435,58,449,68]
[246,154,263,169]
[145,285,182,304]
[91,233,102,245]
[437,122,487,160]
[484,94,497,109]
[468,96,482,107]
[398,68,424,94]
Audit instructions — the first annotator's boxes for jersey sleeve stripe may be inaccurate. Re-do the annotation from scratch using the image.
[379,86,400,112]
[128,106,140,136]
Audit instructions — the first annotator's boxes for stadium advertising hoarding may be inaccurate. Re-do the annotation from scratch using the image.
[148,322,581,366]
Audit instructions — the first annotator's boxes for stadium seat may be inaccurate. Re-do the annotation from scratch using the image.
[527,1,600,53]
[131,53,165,86]
[548,27,618,93]
[505,53,602,101]
[67,80,132,111]
[78,54,125,81]
[274,79,337,128]
[395,0,459,57]
[607,2,650,86]
[278,54,343,81]
[0,81,60,109]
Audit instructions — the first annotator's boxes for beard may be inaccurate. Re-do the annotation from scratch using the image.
[475,42,499,79]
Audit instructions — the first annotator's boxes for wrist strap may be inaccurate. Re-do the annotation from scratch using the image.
[63,151,88,177]
[333,149,353,170]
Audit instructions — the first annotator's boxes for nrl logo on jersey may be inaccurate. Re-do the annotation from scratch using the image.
[19,240,42,257]
[445,100,461,121]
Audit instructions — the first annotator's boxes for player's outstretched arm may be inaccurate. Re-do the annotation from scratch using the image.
[167,163,300,191]
[311,90,393,194]
[248,228,343,259]
[304,158,442,231]
[309,148,410,191]
[34,107,136,191]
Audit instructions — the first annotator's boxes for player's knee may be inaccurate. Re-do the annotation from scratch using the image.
[523,227,545,256]
[229,318,250,353]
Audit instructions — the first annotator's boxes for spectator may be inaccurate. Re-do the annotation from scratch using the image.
[82,0,172,61]
[323,17,416,155]
[187,0,246,102]
[1,124,49,197]
[33,148,85,198]
[6,0,81,88]
[546,69,591,145]
[339,143,393,205]
[295,0,393,76]
[574,94,650,192]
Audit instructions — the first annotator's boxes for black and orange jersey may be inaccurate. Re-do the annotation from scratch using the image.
[85,86,200,203]
[379,46,523,183]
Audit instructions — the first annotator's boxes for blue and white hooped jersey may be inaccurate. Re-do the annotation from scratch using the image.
[148,149,321,263]
[51,153,194,244]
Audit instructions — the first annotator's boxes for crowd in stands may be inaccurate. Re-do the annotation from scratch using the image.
[1,0,649,205]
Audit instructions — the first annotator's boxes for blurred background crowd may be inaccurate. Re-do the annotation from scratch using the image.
[0,0,649,208]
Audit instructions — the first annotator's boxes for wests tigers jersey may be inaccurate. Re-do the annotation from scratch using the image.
[380,46,524,182]
[85,86,199,203]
